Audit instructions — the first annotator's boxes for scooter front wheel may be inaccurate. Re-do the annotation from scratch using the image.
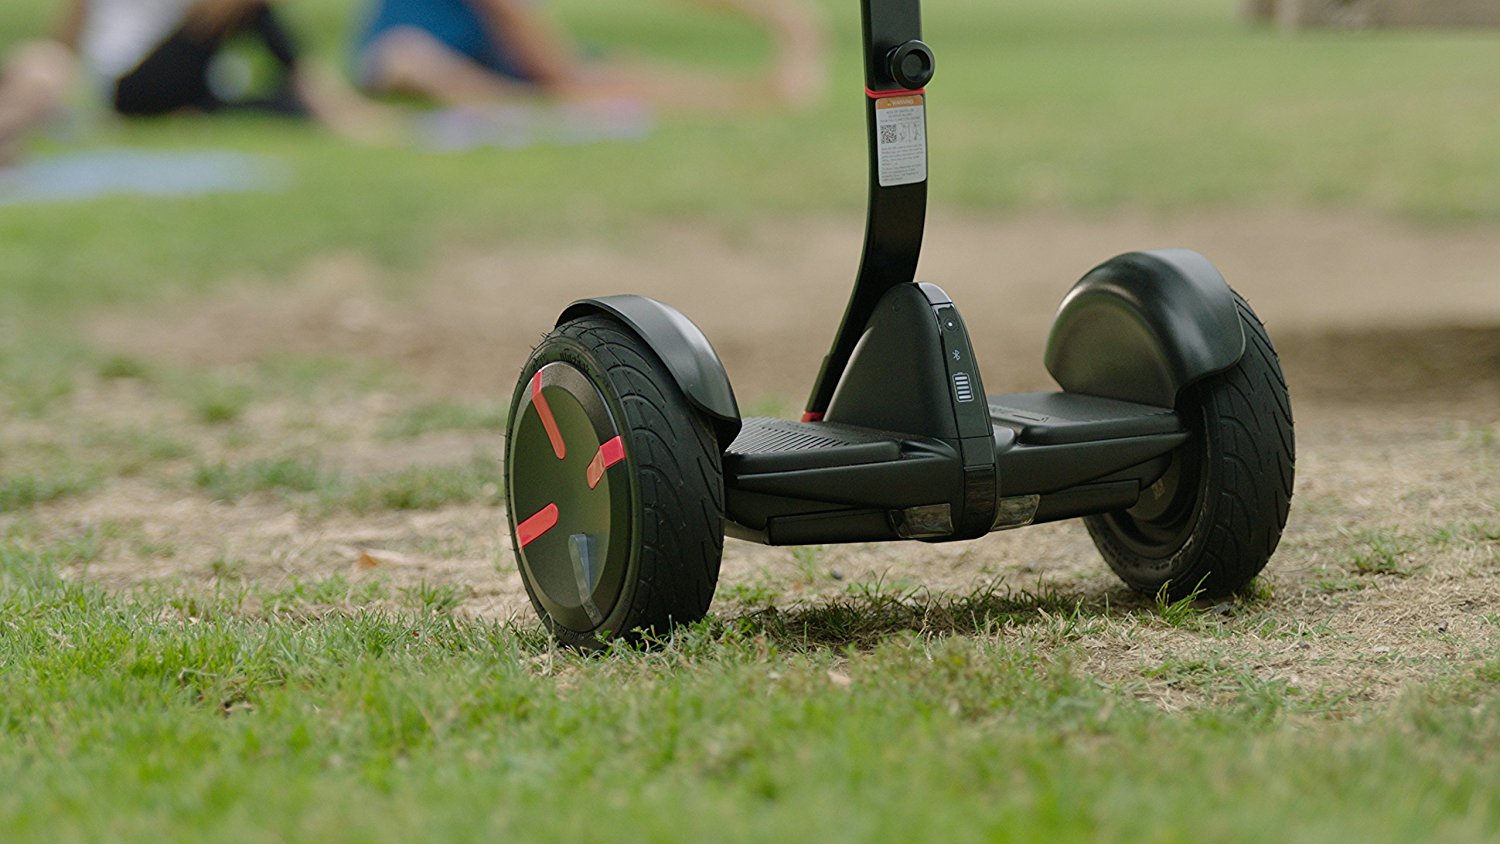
[1085,291,1295,599]
[505,314,726,647]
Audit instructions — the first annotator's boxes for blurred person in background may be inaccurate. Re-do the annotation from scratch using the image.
[0,0,384,163]
[0,37,71,163]
[353,0,827,111]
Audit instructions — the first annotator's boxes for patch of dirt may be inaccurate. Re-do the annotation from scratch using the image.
[89,209,1500,408]
[41,209,1500,709]
[1279,325,1500,406]
[64,484,528,620]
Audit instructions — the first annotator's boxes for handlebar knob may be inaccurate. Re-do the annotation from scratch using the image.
[887,40,935,90]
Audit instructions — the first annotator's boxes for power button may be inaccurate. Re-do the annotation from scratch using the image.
[937,307,960,333]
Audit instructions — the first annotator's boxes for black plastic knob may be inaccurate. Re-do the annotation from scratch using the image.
[887,40,935,90]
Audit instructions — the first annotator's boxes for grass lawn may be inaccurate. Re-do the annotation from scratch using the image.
[3,551,1500,842]
[2,0,1500,841]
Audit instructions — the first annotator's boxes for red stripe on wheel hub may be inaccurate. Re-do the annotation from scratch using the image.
[531,371,566,460]
[586,435,626,489]
[517,503,560,548]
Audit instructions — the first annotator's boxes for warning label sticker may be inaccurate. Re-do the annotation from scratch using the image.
[875,95,927,188]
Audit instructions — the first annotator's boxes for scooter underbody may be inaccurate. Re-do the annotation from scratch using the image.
[723,283,1189,546]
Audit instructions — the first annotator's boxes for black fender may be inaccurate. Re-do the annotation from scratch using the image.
[558,295,742,443]
[1044,249,1246,408]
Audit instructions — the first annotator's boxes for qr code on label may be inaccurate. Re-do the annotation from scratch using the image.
[879,125,899,144]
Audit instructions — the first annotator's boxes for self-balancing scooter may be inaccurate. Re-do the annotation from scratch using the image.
[505,0,1295,647]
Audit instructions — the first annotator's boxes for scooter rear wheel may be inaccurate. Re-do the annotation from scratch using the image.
[505,315,725,647]
[1085,291,1294,600]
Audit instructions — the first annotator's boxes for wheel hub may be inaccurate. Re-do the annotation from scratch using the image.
[507,362,634,633]
[1108,435,1204,557]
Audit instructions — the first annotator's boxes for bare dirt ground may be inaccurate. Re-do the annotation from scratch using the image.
[92,209,1500,405]
[32,209,1500,706]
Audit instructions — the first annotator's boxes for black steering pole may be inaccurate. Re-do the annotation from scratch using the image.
[803,0,935,421]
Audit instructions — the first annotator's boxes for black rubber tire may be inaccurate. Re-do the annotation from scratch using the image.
[506,314,725,648]
[1085,291,1295,599]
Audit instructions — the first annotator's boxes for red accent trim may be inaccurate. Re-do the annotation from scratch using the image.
[586,435,626,489]
[865,86,925,99]
[516,503,559,548]
[801,412,824,423]
[531,371,566,460]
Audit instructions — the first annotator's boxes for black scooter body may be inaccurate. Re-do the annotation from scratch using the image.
[562,250,1235,547]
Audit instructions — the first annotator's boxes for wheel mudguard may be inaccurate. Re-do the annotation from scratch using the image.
[558,295,742,442]
[1044,249,1246,408]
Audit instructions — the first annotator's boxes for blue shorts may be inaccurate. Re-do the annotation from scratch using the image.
[355,0,530,86]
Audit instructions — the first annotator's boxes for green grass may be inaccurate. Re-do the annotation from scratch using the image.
[189,380,256,426]
[1346,527,1417,576]
[378,399,508,439]
[2,538,1500,842]
[0,342,84,416]
[192,454,502,513]
[1154,580,1208,626]
[194,455,330,500]
[0,470,95,511]
[337,459,502,512]
[81,426,197,474]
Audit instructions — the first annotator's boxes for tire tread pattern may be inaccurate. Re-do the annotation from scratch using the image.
[1086,291,1295,598]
